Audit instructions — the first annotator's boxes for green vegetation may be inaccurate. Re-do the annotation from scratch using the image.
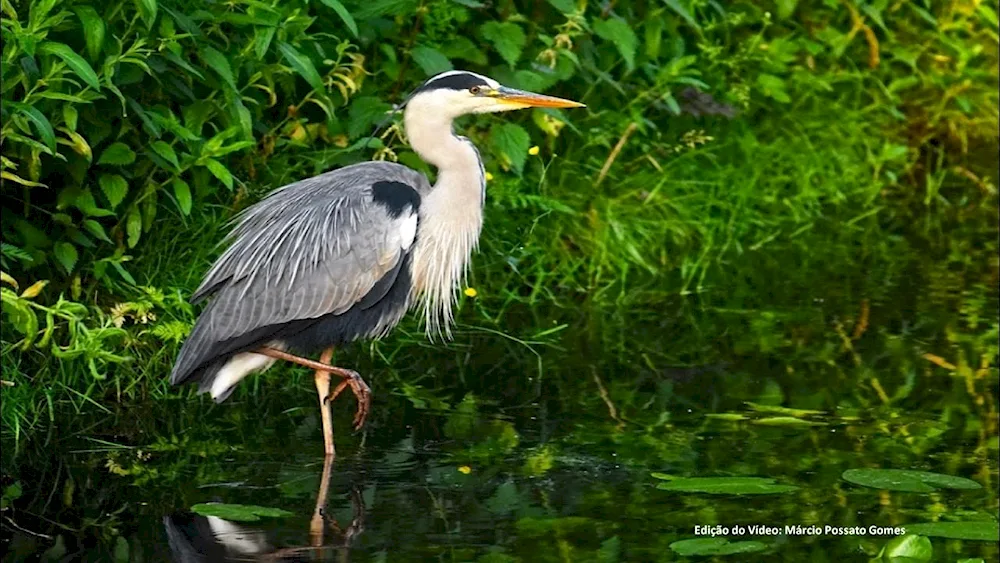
[1,0,997,560]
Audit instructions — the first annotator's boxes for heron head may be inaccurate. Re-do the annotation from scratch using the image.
[405,70,585,119]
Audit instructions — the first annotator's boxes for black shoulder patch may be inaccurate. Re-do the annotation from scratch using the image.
[371,181,421,218]
[414,72,490,94]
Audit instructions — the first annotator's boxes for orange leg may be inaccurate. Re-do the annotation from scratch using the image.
[257,346,371,455]
[314,348,336,457]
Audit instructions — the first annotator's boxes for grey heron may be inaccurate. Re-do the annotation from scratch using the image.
[169,70,585,456]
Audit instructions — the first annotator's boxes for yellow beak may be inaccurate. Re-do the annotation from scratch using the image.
[494,86,586,109]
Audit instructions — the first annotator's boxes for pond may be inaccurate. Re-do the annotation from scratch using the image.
[2,332,997,562]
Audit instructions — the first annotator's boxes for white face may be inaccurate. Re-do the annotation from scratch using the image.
[408,71,511,119]
[405,70,585,121]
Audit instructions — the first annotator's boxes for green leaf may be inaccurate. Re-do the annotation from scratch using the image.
[752,416,826,427]
[756,73,790,103]
[317,0,358,38]
[875,534,932,562]
[545,0,576,14]
[135,0,157,29]
[126,207,142,248]
[12,103,57,153]
[172,178,192,215]
[99,174,129,209]
[73,6,105,60]
[37,42,101,90]
[663,0,701,30]
[83,220,112,243]
[842,469,982,493]
[490,123,531,175]
[190,503,294,522]
[63,105,79,131]
[775,0,799,19]
[410,45,452,76]
[902,521,998,541]
[669,538,768,556]
[98,143,136,166]
[200,47,236,91]
[593,18,638,71]
[113,536,129,563]
[480,22,526,67]
[203,159,234,190]
[656,476,799,495]
[150,141,180,170]
[53,242,78,274]
[440,37,488,66]
[348,96,392,139]
[277,41,325,92]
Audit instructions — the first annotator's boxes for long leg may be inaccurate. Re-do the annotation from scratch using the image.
[314,348,336,457]
[310,454,335,547]
[257,346,371,429]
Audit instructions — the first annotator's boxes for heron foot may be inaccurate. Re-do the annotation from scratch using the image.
[324,369,371,430]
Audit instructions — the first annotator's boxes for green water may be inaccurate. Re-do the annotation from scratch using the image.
[2,328,998,562]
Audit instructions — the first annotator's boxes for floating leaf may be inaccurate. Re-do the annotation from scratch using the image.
[705,413,748,421]
[411,45,452,76]
[190,503,294,522]
[903,521,998,541]
[753,416,826,427]
[53,243,78,274]
[874,534,932,562]
[98,143,136,166]
[593,18,638,71]
[842,469,982,493]
[99,174,129,209]
[669,538,768,556]
[277,41,325,92]
[317,0,358,38]
[480,22,526,67]
[745,402,826,417]
[656,476,799,495]
[37,42,101,90]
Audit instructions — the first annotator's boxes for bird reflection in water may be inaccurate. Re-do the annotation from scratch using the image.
[164,456,363,562]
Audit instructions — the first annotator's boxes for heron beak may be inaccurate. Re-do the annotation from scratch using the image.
[493,86,586,109]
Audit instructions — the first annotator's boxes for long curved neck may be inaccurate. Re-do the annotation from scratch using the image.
[404,106,485,338]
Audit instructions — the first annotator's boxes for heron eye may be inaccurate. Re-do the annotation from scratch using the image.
[469,86,481,94]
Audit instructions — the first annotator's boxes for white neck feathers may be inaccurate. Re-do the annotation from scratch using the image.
[404,101,485,338]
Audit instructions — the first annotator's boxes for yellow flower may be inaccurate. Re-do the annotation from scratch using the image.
[464,287,478,298]
[485,172,494,181]
[528,145,540,156]
[458,465,472,474]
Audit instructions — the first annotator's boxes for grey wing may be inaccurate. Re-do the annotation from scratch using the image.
[170,162,427,385]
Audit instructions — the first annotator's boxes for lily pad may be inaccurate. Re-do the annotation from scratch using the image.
[902,521,999,541]
[190,503,294,522]
[745,402,826,417]
[669,538,768,556]
[753,416,827,427]
[872,534,932,562]
[842,469,983,493]
[656,476,799,495]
